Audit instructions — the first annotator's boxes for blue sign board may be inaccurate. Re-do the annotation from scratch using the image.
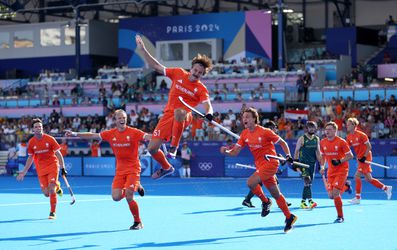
[140,156,151,177]
[191,156,224,177]
[152,158,182,177]
[224,156,255,177]
[83,157,115,176]
[64,157,82,176]
[386,156,397,178]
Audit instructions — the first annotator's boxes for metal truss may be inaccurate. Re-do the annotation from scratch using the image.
[0,0,276,24]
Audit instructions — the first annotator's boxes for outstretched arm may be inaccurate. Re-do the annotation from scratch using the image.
[135,35,165,75]
[65,130,101,140]
[220,144,242,157]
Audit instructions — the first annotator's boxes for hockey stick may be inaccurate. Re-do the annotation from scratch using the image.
[178,96,240,140]
[363,160,390,169]
[235,163,256,170]
[62,175,76,205]
[264,154,310,168]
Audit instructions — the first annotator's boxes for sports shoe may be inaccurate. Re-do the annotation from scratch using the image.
[345,180,352,194]
[334,217,344,223]
[242,199,255,208]
[137,185,145,197]
[309,200,317,209]
[284,214,297,233]
[56,186,63,197]
[261,199,272,217]
[48,212,56,220]
[151,166,175,180]
[385,185,392,200]
[130,221,143,230]
[166,147,177,159]
[349,197,361,204]
[300,201,309,209]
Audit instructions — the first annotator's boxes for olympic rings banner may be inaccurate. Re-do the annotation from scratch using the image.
[64,157,83,176]
[191,156,224,177]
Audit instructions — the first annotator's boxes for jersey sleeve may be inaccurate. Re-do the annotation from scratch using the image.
[340,139,351,155]
[49,136,61,152]
[100,129,112,142]
[132,128,145,141]
[264,128,280,144]
[198,85,210,103]
[165,68,181,81]
[359,131,369,144]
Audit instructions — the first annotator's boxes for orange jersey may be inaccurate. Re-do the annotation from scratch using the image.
[91,144,101,157]
[237,125,280,170]
[60,143,68,156]
[164,68,210,112]
[320,136,351,176]
[100,127,145,175]
[27,134,61,176]
[346,129,372,159]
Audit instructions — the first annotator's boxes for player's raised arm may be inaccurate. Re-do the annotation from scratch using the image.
[64,130,101,140]
[220,144,242,156]
[135,35,165,75]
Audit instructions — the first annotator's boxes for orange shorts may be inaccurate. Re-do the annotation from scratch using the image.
[38,171,59,190]
[327,173,348,191]
[152,110,192,141]
[112,173,140,191]
[357,155,373,174]
[255,162,279,189]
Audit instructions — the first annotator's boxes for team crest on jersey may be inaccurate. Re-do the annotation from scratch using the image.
[112,137,117,141]
[335,146,338,150]
[245,139,249,143]
[126,136,130,141]
[193,88,198,93]
[258,137,262,142]
[177,79,183,84]
[323,146,327,150]
[33,146,37,149]
[356,138,359,141]
[46,143,49,147]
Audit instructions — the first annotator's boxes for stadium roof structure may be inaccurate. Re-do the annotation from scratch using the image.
[0,0,353,27]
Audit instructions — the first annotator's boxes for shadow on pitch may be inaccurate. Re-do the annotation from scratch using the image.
[56,245,100,250]
[0,229,128,243]
[238,222,334,233]
[185,207,245,215]
[112,234,277,249]
[0,218,48,224]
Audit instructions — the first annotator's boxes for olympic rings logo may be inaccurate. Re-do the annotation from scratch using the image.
[198,162,213,171]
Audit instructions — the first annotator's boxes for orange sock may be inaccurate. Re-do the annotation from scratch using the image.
[151,150,172,170]
[334,195,343,218]
[50,193,57,213]
[355,177,362,197]
[370,179,385,189]
[251,185,269,203]
[276,195,291,219]
[170,120,184,148]
[128,200,141,223]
